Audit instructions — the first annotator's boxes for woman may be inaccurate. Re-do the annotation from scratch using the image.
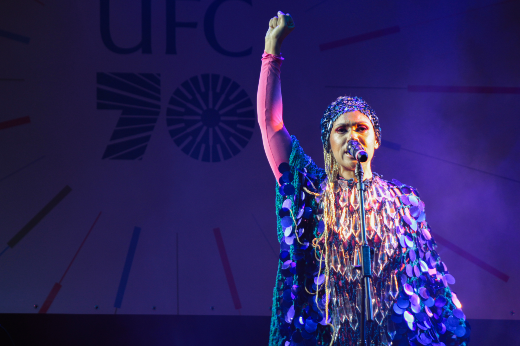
[257,11,470,346]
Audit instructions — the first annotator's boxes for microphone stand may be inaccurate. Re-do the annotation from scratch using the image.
[355,161,373,346]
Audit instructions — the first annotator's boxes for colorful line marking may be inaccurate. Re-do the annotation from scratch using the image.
[213,228,242,311]
[432,232,509,283]
[39,212,102,314]
[327,85,520,95]
[59,212,102,284]
[38,283,62,314]
[0,116,31,130]
[325,86,406,91]
[252,214,277,257]
[381,139,520,184]
[305,0,329,12]
[319,26,400,51]
[402,0,516,30]
[319,0,513,51]
[408,85,520,94]
[7,185,72,249]
[176,233,179,315]
[0,156,45,183]
[0,29,30,44]
[380,140,402,151]
[114,227,141,310]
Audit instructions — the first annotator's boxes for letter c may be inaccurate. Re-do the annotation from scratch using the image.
[204,0,252,57]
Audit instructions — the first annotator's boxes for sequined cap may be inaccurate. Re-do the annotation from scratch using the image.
[320,96,381,152]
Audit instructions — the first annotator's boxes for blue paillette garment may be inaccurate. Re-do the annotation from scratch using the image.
[269,137,470,346]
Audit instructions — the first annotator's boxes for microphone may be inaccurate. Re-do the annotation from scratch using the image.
[347,140,368,162]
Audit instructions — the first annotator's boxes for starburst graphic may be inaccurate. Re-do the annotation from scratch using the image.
[166,74,255,162]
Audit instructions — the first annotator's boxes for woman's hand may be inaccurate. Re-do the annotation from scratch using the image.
[265,11,295,56]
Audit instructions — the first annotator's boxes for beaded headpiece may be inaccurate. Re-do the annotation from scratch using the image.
[320,96,381,152]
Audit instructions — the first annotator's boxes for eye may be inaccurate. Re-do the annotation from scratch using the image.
[335,126,347,133]
[356,125,368,132]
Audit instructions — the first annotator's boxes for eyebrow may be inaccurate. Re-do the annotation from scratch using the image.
[333,120,370,127]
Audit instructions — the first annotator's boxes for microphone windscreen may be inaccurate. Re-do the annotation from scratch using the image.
[357,151,368,162]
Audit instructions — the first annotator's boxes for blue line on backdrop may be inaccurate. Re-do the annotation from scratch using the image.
[305,0,329,12]
[0,156,45,183]
[0,29,30,44]
[0,246,9,257]
[381,140,401,151]
[114,227,141,309]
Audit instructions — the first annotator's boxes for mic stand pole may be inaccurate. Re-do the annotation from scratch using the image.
[355,161,373,346]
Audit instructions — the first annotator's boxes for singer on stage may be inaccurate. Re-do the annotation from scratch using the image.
[257,12,470,346]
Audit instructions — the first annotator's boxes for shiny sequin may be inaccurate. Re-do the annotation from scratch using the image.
[404,311,414,323]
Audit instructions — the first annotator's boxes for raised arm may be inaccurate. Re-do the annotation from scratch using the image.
[257,12,294,180]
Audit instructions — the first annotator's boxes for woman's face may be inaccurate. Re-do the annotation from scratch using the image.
[329,110,379,173]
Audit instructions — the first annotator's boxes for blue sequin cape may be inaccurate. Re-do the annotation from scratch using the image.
[269,136,470,346]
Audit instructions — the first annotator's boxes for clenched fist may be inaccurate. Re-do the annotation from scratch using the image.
[265,11,295,56]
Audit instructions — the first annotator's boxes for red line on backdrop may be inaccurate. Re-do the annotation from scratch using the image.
[319,26,400,51]
[408,85,520,94]
[38,283,62,314]
[326,84,520,96]
[59,212,102,284]
[39,212,102,314]
[0,156,45,184]
[213,228,242,311]
[433,232,509,282]
[319,0,514,51]
[0,116,31,130]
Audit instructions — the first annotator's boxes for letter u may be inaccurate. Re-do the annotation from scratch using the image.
[100,0,152,54]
